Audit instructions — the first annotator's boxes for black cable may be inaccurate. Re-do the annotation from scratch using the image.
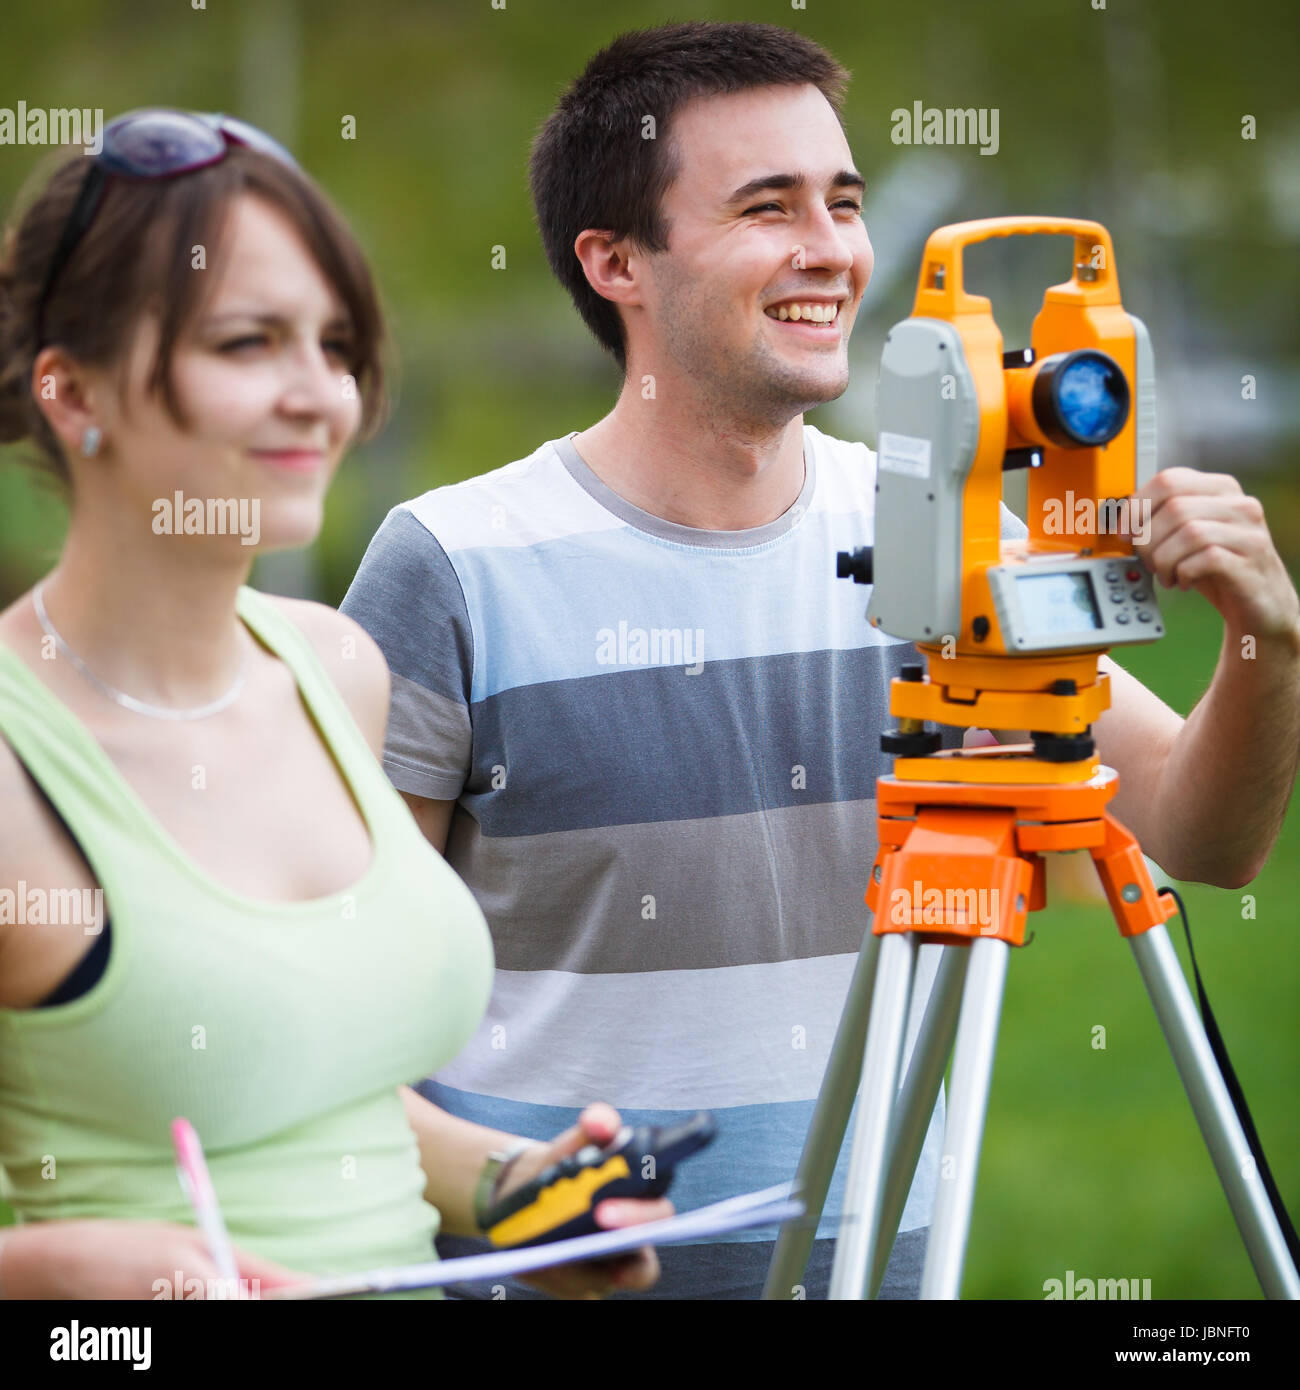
[1159,885,1300,1271]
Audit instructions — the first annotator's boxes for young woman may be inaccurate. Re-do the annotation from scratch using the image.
[0,110,668,1299]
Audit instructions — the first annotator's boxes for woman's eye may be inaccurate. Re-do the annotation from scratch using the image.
[218,334,353,361]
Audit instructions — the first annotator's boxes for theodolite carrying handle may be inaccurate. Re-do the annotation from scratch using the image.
[912,215,1120,315]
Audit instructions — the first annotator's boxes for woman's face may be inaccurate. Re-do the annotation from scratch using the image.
[90,191,363,553]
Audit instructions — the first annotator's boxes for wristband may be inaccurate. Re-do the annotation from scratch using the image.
[473,1140,538,1233]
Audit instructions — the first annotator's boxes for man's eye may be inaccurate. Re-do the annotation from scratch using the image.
[744,200,862,216]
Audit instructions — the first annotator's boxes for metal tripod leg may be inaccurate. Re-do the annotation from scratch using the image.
[829,932,918,1298]
[763,930,881,1299]
[921,935,1011,1299]
[1130,925,1300,1299]
[865,943,971,1297]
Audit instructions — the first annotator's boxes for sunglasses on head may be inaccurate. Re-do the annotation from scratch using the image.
[35,108,299,349]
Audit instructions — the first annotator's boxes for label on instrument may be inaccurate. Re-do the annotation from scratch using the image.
[879,431,932,479]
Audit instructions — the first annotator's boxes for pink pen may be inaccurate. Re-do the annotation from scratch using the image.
[171,1117,240,1284]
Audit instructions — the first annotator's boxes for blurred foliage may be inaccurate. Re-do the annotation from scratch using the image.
[3,0,1300,601]
[1,0,1298,1296]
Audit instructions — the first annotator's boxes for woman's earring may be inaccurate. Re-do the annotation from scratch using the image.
[80,425,102,458]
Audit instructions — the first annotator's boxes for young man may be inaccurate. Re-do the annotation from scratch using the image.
[341,22,1300,1298]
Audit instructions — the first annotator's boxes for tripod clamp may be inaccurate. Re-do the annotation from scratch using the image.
[879,662,1099,764]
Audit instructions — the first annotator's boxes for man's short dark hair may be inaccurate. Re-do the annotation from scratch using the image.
[528,21,850,371]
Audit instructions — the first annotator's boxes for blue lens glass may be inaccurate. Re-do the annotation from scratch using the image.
[1055,353,1127,444]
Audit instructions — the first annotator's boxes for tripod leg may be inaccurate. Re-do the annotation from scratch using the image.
[763,930,882,1298]
[867,942,971,1297]
[829,932,918,1299]
[1130,925,1300,1299]
[921,936,1010,1299]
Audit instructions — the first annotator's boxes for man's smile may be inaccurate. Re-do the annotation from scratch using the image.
[763,295,847,337]
[764,298,842,323]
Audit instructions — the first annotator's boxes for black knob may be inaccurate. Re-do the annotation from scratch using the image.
[901,663,924,681]
[881,728,942,756]
[1051,679,1078,695]
[836,546,873,584]
[1031,731,1095,763]
[972,616,990,642]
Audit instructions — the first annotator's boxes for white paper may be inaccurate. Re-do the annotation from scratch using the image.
[263,1184,804,1300]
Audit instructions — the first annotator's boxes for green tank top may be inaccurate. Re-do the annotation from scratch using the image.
[0,585,494,1286]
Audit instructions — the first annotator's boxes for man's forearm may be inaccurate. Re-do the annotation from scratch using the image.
[1150,620,1300,888]
[399,1086,528,1238]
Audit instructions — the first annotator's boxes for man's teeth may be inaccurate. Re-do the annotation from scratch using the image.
[766,303,839,323]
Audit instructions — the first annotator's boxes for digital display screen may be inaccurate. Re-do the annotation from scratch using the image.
[1014,572,1102,636]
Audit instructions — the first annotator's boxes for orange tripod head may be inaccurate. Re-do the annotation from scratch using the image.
[838,217,1165,762]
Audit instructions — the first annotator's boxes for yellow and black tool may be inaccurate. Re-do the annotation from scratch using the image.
[482,1112,716,1248]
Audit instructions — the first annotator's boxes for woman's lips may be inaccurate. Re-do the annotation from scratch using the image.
[249,449,325,472]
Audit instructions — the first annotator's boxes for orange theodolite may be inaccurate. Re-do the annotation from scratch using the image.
[765,218,1299,1302]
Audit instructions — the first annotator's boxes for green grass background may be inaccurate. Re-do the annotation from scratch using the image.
[964,576,1300,1299]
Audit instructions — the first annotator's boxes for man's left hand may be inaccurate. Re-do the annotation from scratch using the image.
[1125,467,1300,644]
[500,1103,671,1299]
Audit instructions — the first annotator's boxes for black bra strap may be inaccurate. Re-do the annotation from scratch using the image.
[36,920,113,1007]
[8,752,114,1007]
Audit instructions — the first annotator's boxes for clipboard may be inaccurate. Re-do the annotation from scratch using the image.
[263,1183,803,1299]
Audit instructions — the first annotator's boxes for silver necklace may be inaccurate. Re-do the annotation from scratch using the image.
[32,581,247,721]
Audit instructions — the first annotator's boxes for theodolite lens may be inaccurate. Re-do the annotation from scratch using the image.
[1031,349,1130,447]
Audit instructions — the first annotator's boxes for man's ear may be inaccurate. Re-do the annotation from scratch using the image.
[573,229,644,310]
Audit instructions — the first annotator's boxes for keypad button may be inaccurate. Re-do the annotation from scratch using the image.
[1115,611,1131,624]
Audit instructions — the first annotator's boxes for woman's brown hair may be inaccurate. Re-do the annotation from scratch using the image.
[0,141,389,489]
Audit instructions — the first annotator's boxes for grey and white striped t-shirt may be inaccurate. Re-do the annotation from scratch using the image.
[340,424,1029,1298]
